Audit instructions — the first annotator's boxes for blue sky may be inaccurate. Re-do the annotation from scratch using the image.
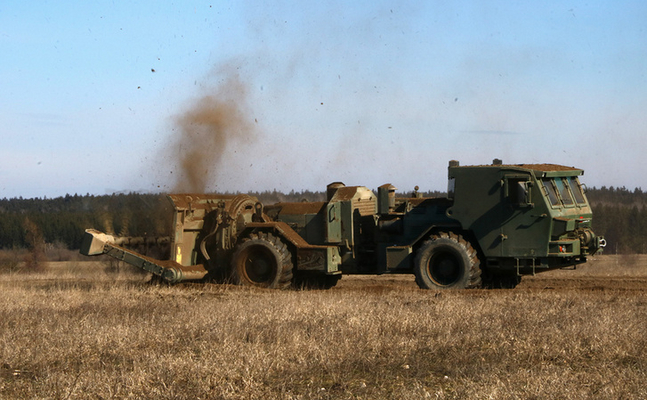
[1,1,646,198]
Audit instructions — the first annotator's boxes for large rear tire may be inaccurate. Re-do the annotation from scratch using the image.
[230,232,293,289]
[414,232,481,289]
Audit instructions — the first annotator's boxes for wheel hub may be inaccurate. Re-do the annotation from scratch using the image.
[243,247,276,284]
[429,253,460,286]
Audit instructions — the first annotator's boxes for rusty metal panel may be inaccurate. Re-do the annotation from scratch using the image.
[272,202,326,215]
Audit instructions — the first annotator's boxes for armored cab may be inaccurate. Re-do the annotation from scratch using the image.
[446,161,604,276]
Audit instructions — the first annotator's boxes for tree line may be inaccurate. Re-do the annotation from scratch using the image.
[0,187,644,254]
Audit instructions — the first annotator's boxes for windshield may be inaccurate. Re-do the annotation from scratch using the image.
[542,179,560,206]
[554,178,574,205]
[567,177,586,204]
[542,177,587,207]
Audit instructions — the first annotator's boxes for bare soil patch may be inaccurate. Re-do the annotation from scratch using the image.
[334,255,647,292]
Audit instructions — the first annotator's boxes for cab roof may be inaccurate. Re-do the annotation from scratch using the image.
[500,164,581,172]
[451,162,584,177]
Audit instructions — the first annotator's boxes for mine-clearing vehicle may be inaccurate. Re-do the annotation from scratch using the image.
[80,160,606,289]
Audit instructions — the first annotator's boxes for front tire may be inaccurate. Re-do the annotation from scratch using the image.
[414,232,481,289]
[230,232,293,289]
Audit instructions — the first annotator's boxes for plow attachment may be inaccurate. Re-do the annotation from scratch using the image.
[80,229,208,283]
[79,193,262,283]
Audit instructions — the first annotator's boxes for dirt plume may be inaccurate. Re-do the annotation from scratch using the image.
[22,217,47,273]
[167,70,258,193]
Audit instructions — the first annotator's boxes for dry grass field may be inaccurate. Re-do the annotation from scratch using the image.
[1,256,646,399]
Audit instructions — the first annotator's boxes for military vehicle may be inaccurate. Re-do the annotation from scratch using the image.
[80,159,605,289]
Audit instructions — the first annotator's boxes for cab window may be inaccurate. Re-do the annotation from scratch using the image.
[509,180,530,205]
[447,177,455,199]
[567,177,586,204]
[542,179,560,206]
[554,178,574,206]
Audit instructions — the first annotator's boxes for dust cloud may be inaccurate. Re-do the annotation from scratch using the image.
[164,70,258,193]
